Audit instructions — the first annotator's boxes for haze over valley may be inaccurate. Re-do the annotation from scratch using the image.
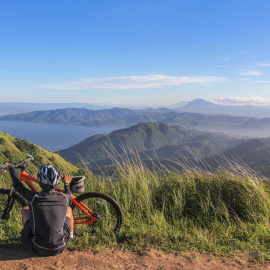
[1,99,270,175]
[2,98,270,138]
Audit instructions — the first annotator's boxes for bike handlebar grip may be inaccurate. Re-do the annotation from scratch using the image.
[0,165,9,170]
[26,154,34,160]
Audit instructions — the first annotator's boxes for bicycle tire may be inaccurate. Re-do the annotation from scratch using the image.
[71,192,123,233]
[0,189,27,219]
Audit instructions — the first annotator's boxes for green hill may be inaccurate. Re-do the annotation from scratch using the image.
[220,137,270,175]
[143,132,242,160]
[165,112,251,130]
[169,137,270,176]
[59,122,242,167]
[0,131,78,174]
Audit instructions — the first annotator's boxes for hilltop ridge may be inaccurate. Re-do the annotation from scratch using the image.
[58,122,243,167]
[0,131,78,174]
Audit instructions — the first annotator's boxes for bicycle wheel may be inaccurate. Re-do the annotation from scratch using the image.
[71,192,123,234]
[0,189,26,220]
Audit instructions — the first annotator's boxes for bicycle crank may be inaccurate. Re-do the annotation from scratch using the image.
[93,212,102,224]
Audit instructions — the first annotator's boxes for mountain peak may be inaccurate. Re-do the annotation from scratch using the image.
[184,99,216,107]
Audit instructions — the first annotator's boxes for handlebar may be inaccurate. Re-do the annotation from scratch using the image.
[0,154,34,170]
[0,165,8,170]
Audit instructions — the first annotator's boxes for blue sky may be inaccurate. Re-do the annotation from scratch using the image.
[1,0,270,106]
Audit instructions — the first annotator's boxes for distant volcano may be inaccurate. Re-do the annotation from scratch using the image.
[176,98,270,117]
[180,98,218,108]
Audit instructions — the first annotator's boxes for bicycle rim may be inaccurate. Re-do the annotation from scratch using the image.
[71,192,123,234]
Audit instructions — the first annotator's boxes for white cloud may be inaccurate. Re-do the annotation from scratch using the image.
[223,57,230,62]
[249,81,270,84]
[214,96,270,105]
[256,61,270,67]
[35,75,226,90]
[239,71,262,76]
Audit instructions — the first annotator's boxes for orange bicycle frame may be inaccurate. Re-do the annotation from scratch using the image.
[19,170,97,225]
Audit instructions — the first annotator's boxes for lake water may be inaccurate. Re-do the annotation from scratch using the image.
[0,121,124,151]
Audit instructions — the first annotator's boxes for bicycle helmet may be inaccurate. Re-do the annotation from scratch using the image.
[37,164,61,189]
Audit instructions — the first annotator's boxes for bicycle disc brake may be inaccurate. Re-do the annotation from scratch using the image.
[92,212,102,225]
[92,200,105,225]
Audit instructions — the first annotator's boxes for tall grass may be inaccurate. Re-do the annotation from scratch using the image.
[1,149,270,261]
[71,149,270,260]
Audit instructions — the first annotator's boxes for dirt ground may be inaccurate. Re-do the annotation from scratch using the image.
[0,247,269,270]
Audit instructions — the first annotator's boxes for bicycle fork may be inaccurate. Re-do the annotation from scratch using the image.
[0,187,16,220]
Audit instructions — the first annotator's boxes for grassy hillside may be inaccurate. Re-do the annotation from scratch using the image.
[0,131,78,179]
[1,131,270,260]
[1,152,270,261]
[59,122,242,167]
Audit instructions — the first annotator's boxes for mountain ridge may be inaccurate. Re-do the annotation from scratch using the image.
[3,103,270,137]
[58,122,243,168]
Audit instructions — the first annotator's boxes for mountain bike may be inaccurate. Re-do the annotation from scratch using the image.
[0,154,123,234]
